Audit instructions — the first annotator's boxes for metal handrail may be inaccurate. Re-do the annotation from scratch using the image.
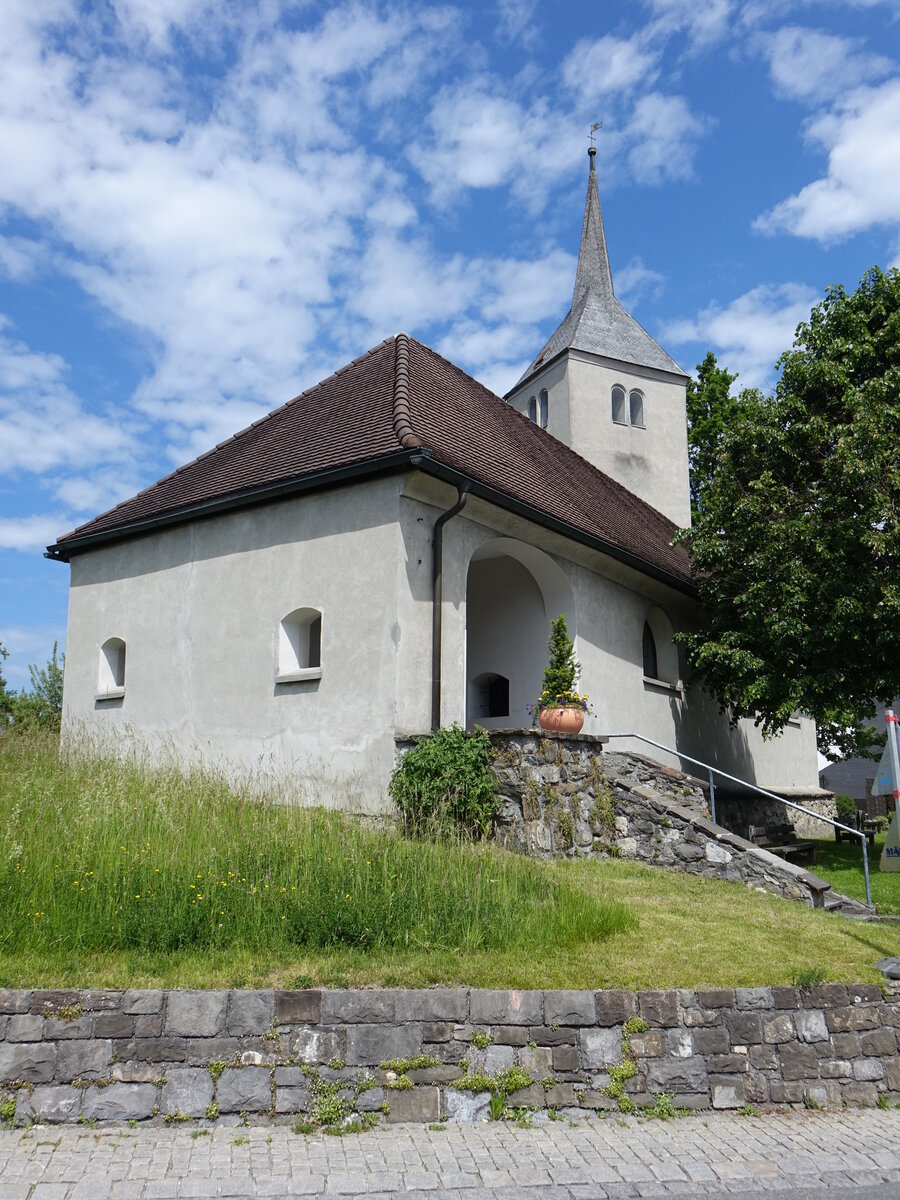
[601,732,873,909]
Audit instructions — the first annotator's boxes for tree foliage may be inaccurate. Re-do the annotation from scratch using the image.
[681,267,900,758]
[0,641,65,731]
[685,351,739,522]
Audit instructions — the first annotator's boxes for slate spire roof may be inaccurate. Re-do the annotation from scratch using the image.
[50,334,692,590]
[512,149,685,390]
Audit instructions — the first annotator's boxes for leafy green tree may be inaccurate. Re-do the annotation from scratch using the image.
[685,351,739,521]
[19,642,65,728]
[680,267,900,759]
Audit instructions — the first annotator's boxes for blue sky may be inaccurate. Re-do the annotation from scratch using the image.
[1,0,899,687]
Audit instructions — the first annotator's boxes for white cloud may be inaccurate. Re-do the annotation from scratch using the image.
[0,236,42,281]
[759,25,894,104]
[755,78,900,244]
[409,82,581,208]
[615,256,666,308]
[0,514,68,553]
[495,0,540,47]
[0,622,66,688]
[625,92,710,184]
[0,320,136,474]
[562,34,661,102]
[662,282,818,388]
[645,0,735,48]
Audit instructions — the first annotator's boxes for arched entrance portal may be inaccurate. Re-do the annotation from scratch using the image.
[465,539,576,729]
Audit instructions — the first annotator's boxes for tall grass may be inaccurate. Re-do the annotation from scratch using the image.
[0,730,632,957]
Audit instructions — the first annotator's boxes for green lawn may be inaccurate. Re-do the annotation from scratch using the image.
[1,730,897,991]
[810,834,900,915]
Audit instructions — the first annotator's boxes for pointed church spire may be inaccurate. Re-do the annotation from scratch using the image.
[573,146,614,305]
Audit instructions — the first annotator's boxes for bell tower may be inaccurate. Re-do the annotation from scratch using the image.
[506,148,692,529]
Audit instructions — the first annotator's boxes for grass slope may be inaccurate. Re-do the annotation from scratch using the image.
[1,731,896,990]
[810,835,900,915]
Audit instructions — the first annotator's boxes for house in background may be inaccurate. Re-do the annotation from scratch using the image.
[820,699,900,815]
[48,151,824,814]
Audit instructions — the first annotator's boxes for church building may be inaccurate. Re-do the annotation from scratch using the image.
[48,150,821,811]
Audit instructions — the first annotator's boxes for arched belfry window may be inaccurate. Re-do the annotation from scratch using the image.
[629,389,644,427]
[641,622,658,681]
[612,384,646,428]
[537,388,548,429]
[97,637,126,699]
[277,608,322,682]
[611,384,626,425]
[528,395,537,422]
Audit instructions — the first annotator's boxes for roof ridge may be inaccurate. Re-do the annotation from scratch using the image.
[391,332,422,450]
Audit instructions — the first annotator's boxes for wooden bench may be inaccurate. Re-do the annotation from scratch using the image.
[835,809,877,847]
[748,823,818,865]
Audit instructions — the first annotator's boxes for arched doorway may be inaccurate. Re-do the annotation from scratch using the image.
[465,539,576,729]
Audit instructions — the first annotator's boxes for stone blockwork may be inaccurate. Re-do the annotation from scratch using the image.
[2,984,899,1126]
[488,731,857,911]
[716,791,839,842]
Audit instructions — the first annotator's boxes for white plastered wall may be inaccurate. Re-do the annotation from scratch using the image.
[61,477,409,813]
[404,476,820,793]
[61,470,821,816]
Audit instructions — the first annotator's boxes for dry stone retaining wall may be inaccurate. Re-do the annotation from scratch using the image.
[2,984,899,1126]
[487,731,852,910]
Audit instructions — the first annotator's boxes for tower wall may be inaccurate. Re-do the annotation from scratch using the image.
[507,349,692,529]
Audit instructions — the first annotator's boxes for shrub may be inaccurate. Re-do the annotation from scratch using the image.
[834,793,856,823]
[389,724,497,837]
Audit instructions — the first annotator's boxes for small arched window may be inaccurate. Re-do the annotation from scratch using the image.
[611,384,626,425]
[642,608,680,687]
[641,622,658,681]
[97,637,126,698]
[537,388,548,429]
[629,389,645,428]
[277,608,323,682]
[527,395,537,422]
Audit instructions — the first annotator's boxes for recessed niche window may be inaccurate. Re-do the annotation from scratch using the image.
[528,395,537,422]
[629,389,645,428]
[611,384,627,424]
[97,637,126,699]
[537,388,548,429]
[642,608,681,690]
[472,672,510,719]
[641,622,658,681]
[277,608,323,682]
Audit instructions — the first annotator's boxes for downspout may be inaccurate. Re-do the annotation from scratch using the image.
[430,485,470,729]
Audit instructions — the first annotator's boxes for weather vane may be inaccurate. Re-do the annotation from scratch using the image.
[589,122,602,148]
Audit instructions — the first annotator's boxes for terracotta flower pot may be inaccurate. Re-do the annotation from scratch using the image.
[538,706,585,734]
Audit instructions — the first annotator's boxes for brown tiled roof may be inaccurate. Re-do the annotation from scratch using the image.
[52,334,692,589]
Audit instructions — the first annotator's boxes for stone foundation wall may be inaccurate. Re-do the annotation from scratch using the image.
[2,985,899,1127]
[487,732,840,908]
[715,792,839,841]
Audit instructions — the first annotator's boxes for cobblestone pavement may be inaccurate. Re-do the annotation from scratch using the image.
[1,1110,900,1199]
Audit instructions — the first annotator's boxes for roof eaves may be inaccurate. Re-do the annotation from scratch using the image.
[410,453,696,597]
[46,449,418,563]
